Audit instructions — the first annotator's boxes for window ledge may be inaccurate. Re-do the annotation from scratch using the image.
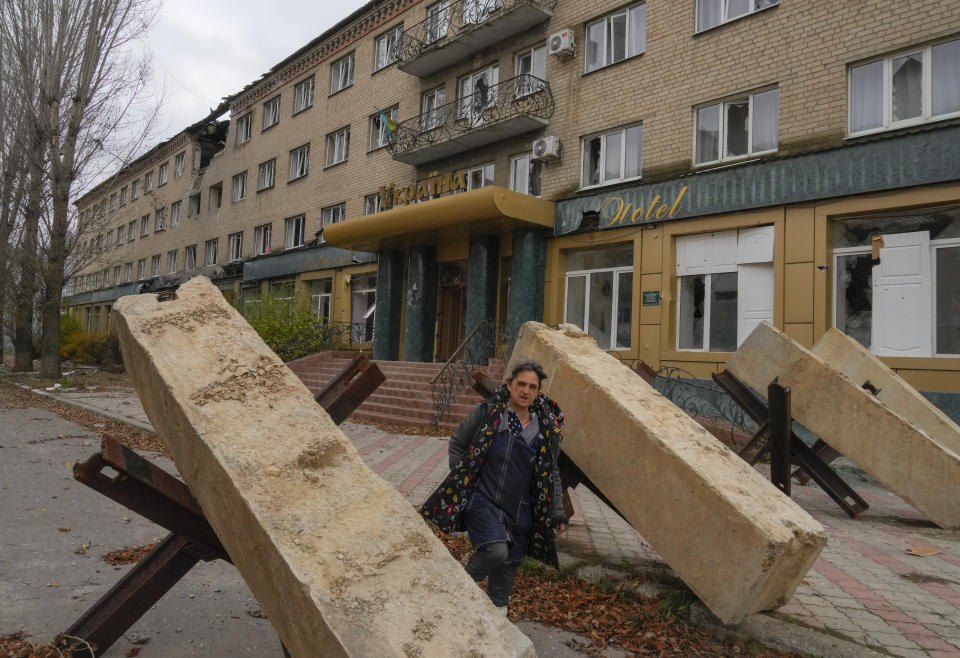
[328,83,354,99]
[287,173,310,184]
[577,175,643,194]
[261,123,278,134]
[292,106,313,117]
[693,3,779,37]
[257,185,275,194]
[693,151,774,170]
[845,113,960,141]
[323,160,348,171]
[581,51,645,78]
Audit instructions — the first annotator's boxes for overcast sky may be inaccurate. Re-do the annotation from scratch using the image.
[144,0,370,139]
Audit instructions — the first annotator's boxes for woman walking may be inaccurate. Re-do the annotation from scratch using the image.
[420,359,568,611]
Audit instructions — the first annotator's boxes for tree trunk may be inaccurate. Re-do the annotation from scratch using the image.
[39,182,69,379]
[13,141,43,373]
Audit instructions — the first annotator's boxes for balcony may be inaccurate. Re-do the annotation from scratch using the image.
[397,0,556,78]
[388,75,554,165]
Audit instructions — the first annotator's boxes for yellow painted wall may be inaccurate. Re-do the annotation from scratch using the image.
[545,183,960,392]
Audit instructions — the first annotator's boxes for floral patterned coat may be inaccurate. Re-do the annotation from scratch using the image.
[419,385,566,567]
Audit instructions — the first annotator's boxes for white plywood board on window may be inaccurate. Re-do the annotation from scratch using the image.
[873,230,932,357]
[737,225,774,263]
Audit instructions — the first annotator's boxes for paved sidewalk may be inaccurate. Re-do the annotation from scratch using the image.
[40,387,960,657]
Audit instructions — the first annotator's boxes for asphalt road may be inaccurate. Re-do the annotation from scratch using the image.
[0,402,624,657]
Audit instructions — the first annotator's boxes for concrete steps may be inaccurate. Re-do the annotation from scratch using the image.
[286,352,505,433]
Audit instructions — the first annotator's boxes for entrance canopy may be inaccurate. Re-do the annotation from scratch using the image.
[323,185,554,252]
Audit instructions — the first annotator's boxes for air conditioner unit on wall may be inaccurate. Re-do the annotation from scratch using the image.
[532,136,562,161]
[548,30,575,58]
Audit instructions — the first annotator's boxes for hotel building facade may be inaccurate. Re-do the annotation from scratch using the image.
[66,0,960,409]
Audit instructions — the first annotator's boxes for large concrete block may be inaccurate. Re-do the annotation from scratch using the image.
[812,329,960,457]
[727,322,960,529]
[509,322,826,625]
[112,277,534,658]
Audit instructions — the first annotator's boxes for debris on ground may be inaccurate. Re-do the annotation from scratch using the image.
[432,529,798,658]
[0,380,165,455]
[0,631,83,657]
[103,543,157,565]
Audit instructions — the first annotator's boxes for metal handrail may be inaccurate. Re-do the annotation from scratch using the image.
[396,0,557,66]
[429,318,509,427]
[387,74,554,159]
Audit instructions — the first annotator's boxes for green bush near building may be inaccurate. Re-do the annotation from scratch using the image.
[236,290,338,362]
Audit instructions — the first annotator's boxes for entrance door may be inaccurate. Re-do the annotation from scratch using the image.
[436,262,467,362]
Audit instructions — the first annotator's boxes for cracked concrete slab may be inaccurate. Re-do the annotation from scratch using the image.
[112,277,535,658]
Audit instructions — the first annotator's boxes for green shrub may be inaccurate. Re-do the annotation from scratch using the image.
[61,331,100,364]
[59,314,82,346]
[236,290,338,362]
[60,331,123,366]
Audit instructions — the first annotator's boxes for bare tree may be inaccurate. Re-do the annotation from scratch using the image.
[1,0,159,377]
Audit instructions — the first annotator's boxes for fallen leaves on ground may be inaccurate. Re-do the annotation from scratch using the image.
[349,417,447,437]
[0,632,72,657]
[103,543,158,565]
[0,380,165,455]
[432,529,797,658]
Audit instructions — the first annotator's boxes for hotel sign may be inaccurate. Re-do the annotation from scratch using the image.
[600,186,688,227]
[379,170,468,208]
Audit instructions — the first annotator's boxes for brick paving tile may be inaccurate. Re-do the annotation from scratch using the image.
[916,636,960,652]
[928,650,960,658]
[866,631,922,650]
[887,647,935,658]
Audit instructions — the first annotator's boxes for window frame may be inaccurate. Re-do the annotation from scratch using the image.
[154,207,166,232]
[584,3,647,74]
[174,152,186,177]
[204,238,218,266]
[847,37,960,137]
[420,86,446,132]
[695,0,778,34]
[514,44,546,98]
[258,158,276,191]
[832,237,960,358]
[131,180,140,200]
[167,249,178,274]
[232,171,248,202]
[509,153,542,197]
[320,203,346,243]
[580,123,644,189]
[150,254,161,277]
[563,248,634,351]
[170,200,181,226]
[364,193,383,214]
[369,106,399,151]
[374,24,403,72]
[185,244,197,270]
[262,95,281,131]
[293,76,315,114]
[144,171,153,193]
[137,258,146,280]
[325,127,350,168]
[235,113,252,145]
[254,223,273,256]
[158,162,168,186]
[330,52,355,95]
[140,215,150,237]
[188,193,201,217]
[289,144,311,181]
[693,86,779,166]
[228,232,243,261]
[284,214,306,250]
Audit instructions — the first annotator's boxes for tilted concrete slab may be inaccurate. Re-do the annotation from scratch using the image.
[727,322,960,530]
[812,328,960,457]
[112,277,535,658]
[509,322,826,625]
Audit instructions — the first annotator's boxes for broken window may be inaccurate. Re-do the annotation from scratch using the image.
[330,52,354,95]
[564,243,633,350]
[185,244,197,270]
[351,273,377,343]
[228,232,243,261]
[832,204,960,357]
[285,215,305,249]
[311,278,333,323]
[254,224,272,256]
[293,76,314,114]
[204,238,218,265]
[209,183,222,211]
[676,226,774,352]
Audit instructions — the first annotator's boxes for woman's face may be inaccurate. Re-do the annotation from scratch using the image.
[507,370,540,412]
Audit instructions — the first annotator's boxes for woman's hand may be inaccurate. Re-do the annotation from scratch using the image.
[554,523,567,535]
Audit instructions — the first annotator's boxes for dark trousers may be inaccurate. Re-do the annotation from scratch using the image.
[464,541,518,607]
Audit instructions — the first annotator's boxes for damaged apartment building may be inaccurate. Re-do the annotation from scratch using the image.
[66,0,960,414]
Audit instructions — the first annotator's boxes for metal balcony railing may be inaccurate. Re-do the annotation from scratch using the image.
[396,0,557,75]
[387,74,554,161]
